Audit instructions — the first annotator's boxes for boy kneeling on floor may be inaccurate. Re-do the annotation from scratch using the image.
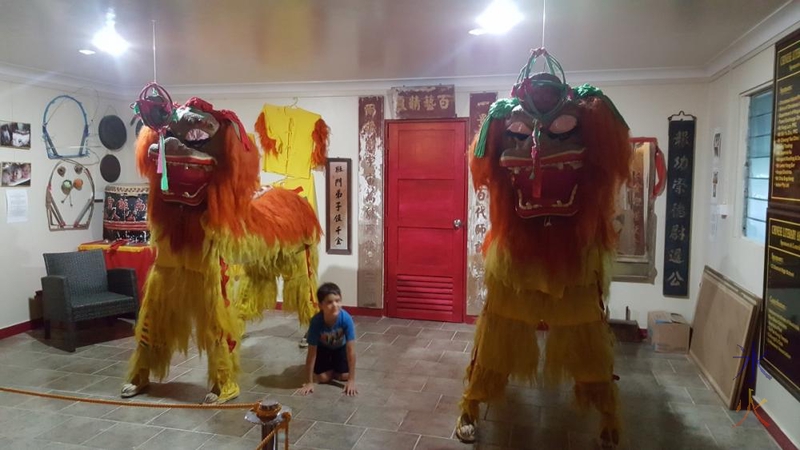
[298,282,358,396]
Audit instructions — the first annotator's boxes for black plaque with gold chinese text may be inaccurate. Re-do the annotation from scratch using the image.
[771,28,800,209]
[391,85,456,120]
[662,116,695,297]
[761,208,800,402]
[326,158,352,255]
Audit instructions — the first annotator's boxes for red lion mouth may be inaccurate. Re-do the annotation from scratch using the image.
[500,148,584,218]
[148,135,215,206]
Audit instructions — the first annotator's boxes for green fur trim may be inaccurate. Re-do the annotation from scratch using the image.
[474,97,520,157]
[573,83,629,130]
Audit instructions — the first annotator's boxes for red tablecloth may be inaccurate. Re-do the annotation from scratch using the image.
[78,240,155,302]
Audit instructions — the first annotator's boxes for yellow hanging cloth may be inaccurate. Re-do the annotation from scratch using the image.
[255,105,329,179]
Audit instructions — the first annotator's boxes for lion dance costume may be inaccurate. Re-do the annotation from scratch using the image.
[456,50,631,448]
[121,84,323,404]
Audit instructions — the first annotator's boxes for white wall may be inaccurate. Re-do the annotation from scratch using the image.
[0,80,137,329]
[603,83,712,324]
[705,46,800,448]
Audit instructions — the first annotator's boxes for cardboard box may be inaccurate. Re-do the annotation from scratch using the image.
[647,311,691,353]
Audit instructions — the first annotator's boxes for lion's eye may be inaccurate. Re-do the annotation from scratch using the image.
[549,114,577,134]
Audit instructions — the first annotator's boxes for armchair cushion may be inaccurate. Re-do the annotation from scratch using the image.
[107,268,139,303]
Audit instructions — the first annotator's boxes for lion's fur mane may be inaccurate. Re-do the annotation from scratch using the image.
[470,96,631,277]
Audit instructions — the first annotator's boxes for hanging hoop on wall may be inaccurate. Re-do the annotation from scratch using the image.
[42,95,90,159]
[46,159,95,231]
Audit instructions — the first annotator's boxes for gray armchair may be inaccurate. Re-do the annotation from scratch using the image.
[41,250,139,352]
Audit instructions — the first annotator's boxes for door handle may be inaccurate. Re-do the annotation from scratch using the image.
[453,219,462,229]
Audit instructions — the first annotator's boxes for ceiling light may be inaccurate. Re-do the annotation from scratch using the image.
[91,9,130,56]
[78,49,96,55]
[472,0,523,35]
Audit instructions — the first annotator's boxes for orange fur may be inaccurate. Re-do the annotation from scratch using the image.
[135,121,320,252]
[471,96,631,278]
[254,111,277,156]
[311,118,330,168]
[250,188,322,245]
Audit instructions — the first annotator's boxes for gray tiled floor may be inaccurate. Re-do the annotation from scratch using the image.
[0,312,782,449]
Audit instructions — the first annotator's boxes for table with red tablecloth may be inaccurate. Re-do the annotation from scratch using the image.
[78,240,155,302]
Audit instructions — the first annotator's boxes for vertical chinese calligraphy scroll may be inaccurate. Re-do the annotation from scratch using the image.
[358,96,385,308]
[467,92,496,316]
[326,158,352,255]
[663,113,696,297]
[391,85,456,120]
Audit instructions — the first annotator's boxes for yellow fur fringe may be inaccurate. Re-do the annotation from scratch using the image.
[127,241,242,386]
[211,226,318,327]
[460,241,618,426]
[574,381,620,428]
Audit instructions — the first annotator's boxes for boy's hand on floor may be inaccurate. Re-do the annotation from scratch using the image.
[298,383,315,395]
[343,380,358,396]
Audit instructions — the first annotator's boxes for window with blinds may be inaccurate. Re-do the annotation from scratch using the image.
[743,89,773,243]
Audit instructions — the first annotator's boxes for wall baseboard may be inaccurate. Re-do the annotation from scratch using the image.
[0,319,42,340]
[760,408,799,450]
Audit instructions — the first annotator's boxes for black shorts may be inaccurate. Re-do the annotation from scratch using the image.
[314,345,349,375]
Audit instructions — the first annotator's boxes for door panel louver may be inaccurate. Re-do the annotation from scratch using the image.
[396,275,454,313]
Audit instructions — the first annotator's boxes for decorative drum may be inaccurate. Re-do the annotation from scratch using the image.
[103,183,150,243]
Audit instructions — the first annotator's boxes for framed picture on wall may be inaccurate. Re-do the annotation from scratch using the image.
[1,162,32,187]
[326,158,352,254]
[0,121,31,149]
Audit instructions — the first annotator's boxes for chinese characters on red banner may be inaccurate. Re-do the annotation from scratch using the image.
[326,158,351,254]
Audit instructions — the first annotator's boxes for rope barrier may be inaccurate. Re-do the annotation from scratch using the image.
[0,386,293,449]
[0,386,257,410]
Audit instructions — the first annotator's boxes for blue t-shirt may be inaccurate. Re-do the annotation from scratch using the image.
[306,309,356,349]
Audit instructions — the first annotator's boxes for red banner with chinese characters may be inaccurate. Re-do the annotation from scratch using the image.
[469,92,497,141]
[391,85,456,119]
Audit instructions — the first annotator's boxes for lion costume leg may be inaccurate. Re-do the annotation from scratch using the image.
[123,263,195,397]
[545,319,619,447]
[457,270,619,446]
[123,248,243,404]
[457,277,541,443]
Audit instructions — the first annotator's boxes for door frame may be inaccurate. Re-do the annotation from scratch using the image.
[382,118,469,323]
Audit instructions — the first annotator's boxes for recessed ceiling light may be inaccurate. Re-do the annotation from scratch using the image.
[91,9,130,56]
[78,49,96,55]
[471,0,523,35]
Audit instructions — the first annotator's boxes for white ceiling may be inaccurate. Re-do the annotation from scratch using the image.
[0,0,796,92]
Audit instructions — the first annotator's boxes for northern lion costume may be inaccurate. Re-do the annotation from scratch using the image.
[122,85,323,404]
[456,49,631,448]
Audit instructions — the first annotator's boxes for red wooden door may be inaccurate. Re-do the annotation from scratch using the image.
[385,119,467,322]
